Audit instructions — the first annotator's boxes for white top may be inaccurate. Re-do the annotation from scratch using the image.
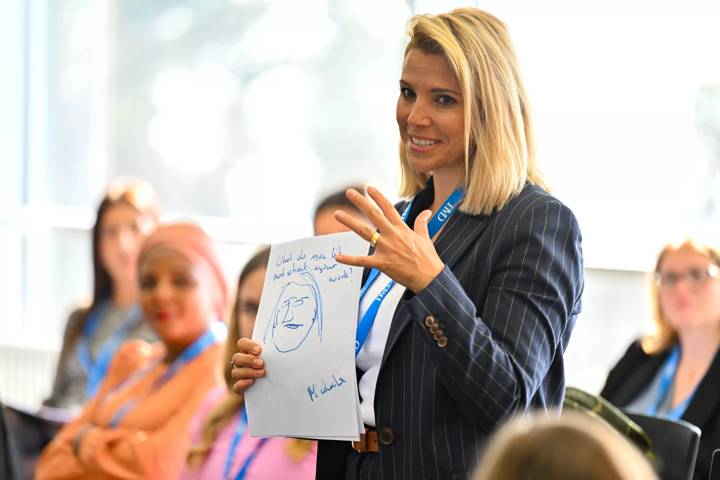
[356,271,406,427]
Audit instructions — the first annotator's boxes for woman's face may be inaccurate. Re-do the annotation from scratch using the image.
[100,203,155,284]
[658,246,720,334]
[396,48,466,180]
[139,249,215,352]
[236,267,267,339]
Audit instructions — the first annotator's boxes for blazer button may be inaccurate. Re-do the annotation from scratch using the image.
[432,330,444,341]
[424,315,438,328]
[437,336,448,348]
[429,324,440,335]
[379,427,395,445]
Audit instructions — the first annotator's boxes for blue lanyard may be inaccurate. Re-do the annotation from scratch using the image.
[224,408,270,480]
[646,345,696,420]
[108,323,225,427]
[77,302,144,397]
[354,187,464,356]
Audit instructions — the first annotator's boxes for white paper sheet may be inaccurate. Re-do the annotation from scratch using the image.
[245,231,367,441]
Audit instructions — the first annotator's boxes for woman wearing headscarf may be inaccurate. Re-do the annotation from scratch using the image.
[36,223,227,479]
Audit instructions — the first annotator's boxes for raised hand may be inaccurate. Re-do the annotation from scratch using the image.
[333,186,445,294]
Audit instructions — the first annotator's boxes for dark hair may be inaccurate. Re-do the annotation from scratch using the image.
[313,185,365,219]
[69,179,159,347]
[90,179,159,308]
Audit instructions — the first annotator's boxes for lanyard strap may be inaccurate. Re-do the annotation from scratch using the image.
[108,323,224,427]
[233,438,269,480]
[76,301,109,375]
[646,345,696,420]
[223,409,248,480]
[82,304,144,397]
[354,187,464,356]
[224,408,270,480]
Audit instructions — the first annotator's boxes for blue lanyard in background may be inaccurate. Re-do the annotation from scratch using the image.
[77,302,144,397]
[354,187,464,356]
[223,408,270,480]
[646,345,696,420]
[108,323,225,427]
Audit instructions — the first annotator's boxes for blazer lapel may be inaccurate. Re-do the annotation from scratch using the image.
[612,353,667,408]
[380,211,488,367]
[682,346,720,431]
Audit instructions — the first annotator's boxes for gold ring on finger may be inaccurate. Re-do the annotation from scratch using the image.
[369,231,381,248]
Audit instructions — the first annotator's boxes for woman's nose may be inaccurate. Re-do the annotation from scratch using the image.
[153,278,174,301]
[117,228,137,255]
[407,99,431,127]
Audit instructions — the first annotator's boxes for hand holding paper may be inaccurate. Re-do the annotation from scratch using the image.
[243,231,367,441]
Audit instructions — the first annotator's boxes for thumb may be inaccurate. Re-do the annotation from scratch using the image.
[414,210,433,238]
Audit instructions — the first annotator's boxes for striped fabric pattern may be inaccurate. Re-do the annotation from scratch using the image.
[317,183,584,480]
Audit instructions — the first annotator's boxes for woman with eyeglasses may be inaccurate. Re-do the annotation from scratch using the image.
[601,238,720,480]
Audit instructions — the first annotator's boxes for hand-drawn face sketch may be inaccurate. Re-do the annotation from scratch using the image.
[264,272,323,353]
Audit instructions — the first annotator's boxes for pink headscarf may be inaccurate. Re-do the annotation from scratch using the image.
[138,223,228,318]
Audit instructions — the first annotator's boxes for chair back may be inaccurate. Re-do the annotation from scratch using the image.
[709,449,720,480]
[624,411,701,480]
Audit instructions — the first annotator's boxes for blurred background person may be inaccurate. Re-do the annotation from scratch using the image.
[182,246,316,480]
[474,412,657,480]
[36,222,227,479]
[313,185,368,236]
[45,179,159,412]
[601,237,720,480]
[3,179,159,479]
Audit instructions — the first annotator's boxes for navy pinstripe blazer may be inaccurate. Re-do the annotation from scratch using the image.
[317,181,584,480]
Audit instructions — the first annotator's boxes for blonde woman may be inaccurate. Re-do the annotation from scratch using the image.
[183,247,316,480]
[474,412,657,480]
[602,238,720,480]
[232,7,583,479]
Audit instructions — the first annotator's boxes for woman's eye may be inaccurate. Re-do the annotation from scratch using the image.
[139,277,156,290]
[688,269,705,282]
[240,303,259,316]
[173,276,193,287]
[101,226,118,237]
[437,95,457,106]
[400,87,415,99]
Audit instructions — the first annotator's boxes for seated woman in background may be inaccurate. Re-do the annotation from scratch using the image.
[313,185,367,236]
[3,179,160,478]
[474,412,656,480]
[45,178,159,412]
[601,237,720,480]
[182,246,317,480]
[36,223,228,479]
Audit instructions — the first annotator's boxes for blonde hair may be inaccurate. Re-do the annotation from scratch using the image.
[641,237,720,355]
[398,8,547,215]
[186,247,314,468]
[475,412,657,480]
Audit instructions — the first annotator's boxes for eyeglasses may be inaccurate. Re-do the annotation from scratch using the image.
[655,264,720,289]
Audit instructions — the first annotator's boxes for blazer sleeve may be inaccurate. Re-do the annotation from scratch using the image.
[599,340,645,402]
[404,198,583,427]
